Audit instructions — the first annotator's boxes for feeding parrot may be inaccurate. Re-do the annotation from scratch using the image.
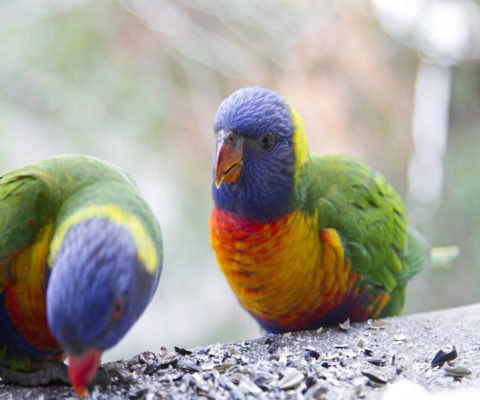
[0,154,162,396]
[210,86,433,334]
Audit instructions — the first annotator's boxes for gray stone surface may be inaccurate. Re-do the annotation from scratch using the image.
[1,304,479,399]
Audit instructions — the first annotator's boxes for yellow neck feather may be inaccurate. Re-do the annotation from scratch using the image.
[48,204,159,275]
[287,103,310,186]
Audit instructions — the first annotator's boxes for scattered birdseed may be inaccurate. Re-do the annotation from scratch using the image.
[3,305,479,400]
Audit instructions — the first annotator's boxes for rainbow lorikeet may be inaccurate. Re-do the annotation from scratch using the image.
[0,154,162,396]
[210,86,430,334]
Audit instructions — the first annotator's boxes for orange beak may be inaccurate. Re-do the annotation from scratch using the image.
[68,348,102,397]
[215,130,244,188]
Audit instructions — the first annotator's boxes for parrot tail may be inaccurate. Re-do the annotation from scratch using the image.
[429,245,460,268]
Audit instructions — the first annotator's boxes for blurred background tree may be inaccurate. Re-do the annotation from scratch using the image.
[0,0,478,361]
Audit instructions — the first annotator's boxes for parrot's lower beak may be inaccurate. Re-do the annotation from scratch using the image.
[215,131,244,188]
[68,348,103,397]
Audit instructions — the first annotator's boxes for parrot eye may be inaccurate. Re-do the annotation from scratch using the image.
[112,298,125,320]
[260,132,277,152]
[226,130,236,143]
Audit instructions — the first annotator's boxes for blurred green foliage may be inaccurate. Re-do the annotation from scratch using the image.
[0,0,478,361]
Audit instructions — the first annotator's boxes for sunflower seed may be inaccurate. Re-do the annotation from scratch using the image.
[444,366,471,378]
[304,349,320,362]
[278,370,304,390]
[367,358,386,367]
[339,319,350,331]
[431,346,457,368]
[361,371,388,385]
[174,346,193,356]
[367,319,390,329]
[201,361,215,371]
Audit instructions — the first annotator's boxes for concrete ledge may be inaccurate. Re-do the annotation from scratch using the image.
[1,304,479,399]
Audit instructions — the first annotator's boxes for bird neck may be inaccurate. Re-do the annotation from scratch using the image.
[48,203,160,276]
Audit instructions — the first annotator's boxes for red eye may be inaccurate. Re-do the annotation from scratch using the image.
[112,298,125,320]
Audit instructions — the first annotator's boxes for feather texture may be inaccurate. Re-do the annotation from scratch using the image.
[210,87,428,332]
[0,154,162,388]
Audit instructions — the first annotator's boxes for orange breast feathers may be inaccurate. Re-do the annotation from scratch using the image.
[209,207,389,331]
[3,223,60,352]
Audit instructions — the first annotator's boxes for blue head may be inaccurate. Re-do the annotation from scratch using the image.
[46,216,160,395]
[212,86,304,221]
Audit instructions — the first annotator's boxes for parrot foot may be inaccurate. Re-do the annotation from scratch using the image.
[0,361,111,389]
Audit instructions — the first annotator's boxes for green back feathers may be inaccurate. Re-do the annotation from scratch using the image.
[286,102,429,310]
[299,154,428,298]
[0,169,53,275]
[0,154,162,276]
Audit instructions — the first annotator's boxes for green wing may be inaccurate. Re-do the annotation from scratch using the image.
[0,167,57,289]
[0,155,162,365]
[308,154,428,300]
[0,154,133,288]
[1,154,162,283]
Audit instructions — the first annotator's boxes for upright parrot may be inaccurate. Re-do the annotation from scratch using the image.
[210,86,430,334]
[0,154,162,396]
